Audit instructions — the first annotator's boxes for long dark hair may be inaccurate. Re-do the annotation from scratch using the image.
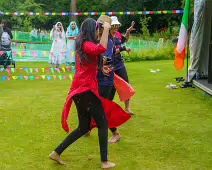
[76,18,97,65]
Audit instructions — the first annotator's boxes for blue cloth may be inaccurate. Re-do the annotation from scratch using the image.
[114,34,126,71]
[97,39,114,87]
[66,21,79,37]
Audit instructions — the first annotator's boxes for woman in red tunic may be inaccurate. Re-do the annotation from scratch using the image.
[49,18,131,169]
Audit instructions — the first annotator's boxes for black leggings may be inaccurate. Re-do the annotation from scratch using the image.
[111,66,129,100]
[98,85,117,133]
[55,91,108,162]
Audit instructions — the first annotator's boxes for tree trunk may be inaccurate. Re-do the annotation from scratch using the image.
[70,0,77,22]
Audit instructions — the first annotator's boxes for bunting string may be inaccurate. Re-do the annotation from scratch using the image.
[0,75,72,82]
[0,10,194,17]
[0,67,75,74]
[0,51,76,58]
[11,40,156,50]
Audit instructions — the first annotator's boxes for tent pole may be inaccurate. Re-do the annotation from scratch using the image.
[180,5,194,88]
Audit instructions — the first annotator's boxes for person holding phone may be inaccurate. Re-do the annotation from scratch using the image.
[65,21,79,67]
[94,16,122,144]
[49,22,66,68]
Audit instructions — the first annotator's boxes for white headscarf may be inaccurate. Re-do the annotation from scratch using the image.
[50,22,65,40]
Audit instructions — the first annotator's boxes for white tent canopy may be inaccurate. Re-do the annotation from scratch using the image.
[188,0,212,82]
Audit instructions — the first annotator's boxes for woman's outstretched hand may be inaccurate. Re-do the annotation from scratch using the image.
[128,21,136,32]
[126,48,131,54]
[131,21,135,28]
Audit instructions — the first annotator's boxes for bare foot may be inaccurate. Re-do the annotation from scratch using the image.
[49,151,66,165]
[125,109,134,115]
[108,131,121,144]
[102,161,116,169]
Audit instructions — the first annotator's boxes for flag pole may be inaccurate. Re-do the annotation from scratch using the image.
[180,4,194,88]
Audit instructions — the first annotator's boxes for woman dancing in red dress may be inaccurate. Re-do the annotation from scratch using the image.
[49,18,131,169]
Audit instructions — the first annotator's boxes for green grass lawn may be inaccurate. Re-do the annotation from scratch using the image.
[1,60,212,170]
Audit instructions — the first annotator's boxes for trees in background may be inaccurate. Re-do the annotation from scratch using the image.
[0,0,194,36]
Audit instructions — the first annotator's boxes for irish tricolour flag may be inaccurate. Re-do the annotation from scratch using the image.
[174,0,190,70]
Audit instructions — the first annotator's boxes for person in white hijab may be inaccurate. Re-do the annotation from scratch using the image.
[65,21,79,67]
[49,22,66,68]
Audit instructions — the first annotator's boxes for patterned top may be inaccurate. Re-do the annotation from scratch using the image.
[114,32,127,71]
[97,39,115,86]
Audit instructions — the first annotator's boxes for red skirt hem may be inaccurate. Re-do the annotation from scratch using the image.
[62,87,131,133]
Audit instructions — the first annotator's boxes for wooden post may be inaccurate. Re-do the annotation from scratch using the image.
[70,0,77,22]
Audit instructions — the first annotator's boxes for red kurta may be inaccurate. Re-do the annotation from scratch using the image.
[62,42,131,133]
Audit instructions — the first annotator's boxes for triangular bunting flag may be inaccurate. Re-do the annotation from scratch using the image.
[18,52,22,57]
[50,52,54,56]
[1,76,6,82]
[32,52,37,60]
[12,76,17,80]
[56,68,60,73]
[50,68,54,73]
[6,68,10,74]
[69,75,72,80]
[47,76,51,80]
[62,67,66,72]
[24,76,29,80]
[12,51,17,56]
[66,68,70,72]
[34,68,38,72]
[37,52,42,58]
[11,68,15,73]
[58,75,62,80]
[35,76,40,80]
[46,68,50,72]
[71,67,76,74]
[61,52,65,56]
[29,76,34,80]
[24,68,29,73]
[29,68,33,73]
[6,51,11,56]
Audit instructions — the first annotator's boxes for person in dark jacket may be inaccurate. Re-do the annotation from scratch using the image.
[1,20,13,50]
[0,23,3,50]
